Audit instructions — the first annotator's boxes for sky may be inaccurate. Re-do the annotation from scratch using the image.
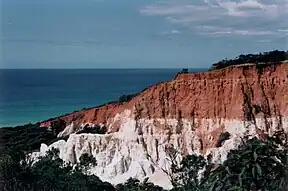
[1,0,288,68]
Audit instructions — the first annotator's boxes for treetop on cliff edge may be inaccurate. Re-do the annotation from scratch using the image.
[210,50,288,71]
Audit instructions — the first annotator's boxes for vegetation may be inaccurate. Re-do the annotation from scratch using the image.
[118,93,138,103]
[0,147,115,191]
[168,132,288,191]
[1,122,287,191]
[115,178,166,191]
[0,123,59,157]
[76,125,107,134]
[50,119,66,136]
[205,135,288,191]
[169,154,207,190]
[0,123,159,191]
[79,153,97,168]
[210,50,288,70]
[179,68,189,74]
[216,132,231,147]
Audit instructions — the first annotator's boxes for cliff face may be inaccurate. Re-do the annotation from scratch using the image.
[37,63,288,188]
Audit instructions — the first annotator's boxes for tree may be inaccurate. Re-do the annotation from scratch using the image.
[210,50,288,70]
[118,93,138,103]
[0,147,115,191]
[180,69,189,74]
[0,148,33,191]
[167,132,288,191]
[162,145,211,190]
[206,134,288,191]
[78,153,97,173]
[169,154,208,191]
[115,178,165,191]
[0,123,58,157]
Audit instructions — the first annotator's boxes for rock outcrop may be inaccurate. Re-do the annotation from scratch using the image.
[37,63,288,188]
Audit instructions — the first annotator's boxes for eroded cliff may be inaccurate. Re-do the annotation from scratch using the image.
[36,63,288,188]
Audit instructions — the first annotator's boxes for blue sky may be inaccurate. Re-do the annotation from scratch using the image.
[1,0,287,68]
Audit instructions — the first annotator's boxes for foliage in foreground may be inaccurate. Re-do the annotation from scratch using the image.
[0,123,58,157]
[0,147,114,191]
[0,147,162,191]
[206,135,288,191]
[168,132,288,191]
[1,122,288,191]
[115,178,166,191]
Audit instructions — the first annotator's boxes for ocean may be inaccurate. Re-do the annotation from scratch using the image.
[0,69,206,127]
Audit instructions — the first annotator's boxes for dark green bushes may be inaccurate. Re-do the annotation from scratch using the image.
[179,68,189,74]
[210,50,288,70]
[207,134,288,191]
[118,93,138,103]
[0,123,58,157]
[169,132,288,191]
[0,148,115,191]
[0,147,162,191]
[169,154,208,190]
[216,131,231,147]
[78,153,97,172]
[115,178,166,191]
[76,125,107,134]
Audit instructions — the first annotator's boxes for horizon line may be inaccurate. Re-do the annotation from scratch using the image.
[0,67,208,70]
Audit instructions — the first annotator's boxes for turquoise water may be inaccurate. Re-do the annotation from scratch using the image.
[0,69,206,127]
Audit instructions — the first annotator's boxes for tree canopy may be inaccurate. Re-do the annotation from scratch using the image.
[210,50,288,70]
[168,132,288,191]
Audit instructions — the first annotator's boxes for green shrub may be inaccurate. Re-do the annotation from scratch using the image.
[179,68,189,74]
[118,93,138,103]
[76,125,107,134]
[78,153,97,172]
[207,134,288,191]
[0,123,59,156]
[216,131,231,147]
[210,50,288,70]
[0,147,115,191]
[115,178,165,191]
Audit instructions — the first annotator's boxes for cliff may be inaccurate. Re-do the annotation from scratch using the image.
[37,63,288,188]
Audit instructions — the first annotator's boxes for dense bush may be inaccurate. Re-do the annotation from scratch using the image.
[169,154,208,190]
[0,147,115,191]
[179,68,189,74]
[216,131,231,147]
[168,132,288,191]
[78,153,97,172]
[210,50,288,70]
[0,123,59,157]
[208,134,288,190]
[115,178,166,191]
[118,93,138,103]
